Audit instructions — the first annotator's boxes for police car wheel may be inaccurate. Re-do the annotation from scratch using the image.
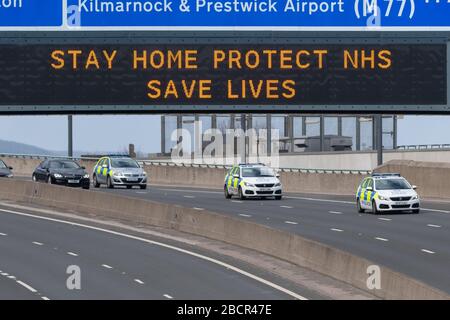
[371,200,379,215]
[93,175,100,188]
[357,198,365,213]
[238,187,246,200]
[47,175,52,184]
[224,186,232,199]
[107,176,114,189]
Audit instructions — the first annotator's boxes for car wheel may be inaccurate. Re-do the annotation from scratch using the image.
[140,185,147,190]
[93,175,100,188]
[357,198,365,213]
[82,185,90,190]
[32,174,37,182]
[107,176,114,189]
[224,186,232,199]
[238,187,246,200]
[47,175,53,184]
[275,196,282,200]
[372,200,379,215]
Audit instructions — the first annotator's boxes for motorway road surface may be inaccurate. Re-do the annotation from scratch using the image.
[95,185,450,295]
[0,204,310,300]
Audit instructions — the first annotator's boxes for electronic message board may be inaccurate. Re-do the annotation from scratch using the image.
[0,43,446,113]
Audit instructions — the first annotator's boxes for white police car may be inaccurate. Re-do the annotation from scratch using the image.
[356,173,420,214]
[224,164,282,200]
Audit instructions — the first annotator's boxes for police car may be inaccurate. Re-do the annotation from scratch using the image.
[224,164,282,200]
[93,155,147,189]
[356,173,420,214]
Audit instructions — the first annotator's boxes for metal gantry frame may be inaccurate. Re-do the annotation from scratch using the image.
[160,113,397,165]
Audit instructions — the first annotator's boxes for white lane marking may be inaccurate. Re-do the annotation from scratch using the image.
[280,206,293,209]
[183,195,195,199]
[378,218,392,221]
[0,232,7,236]
[32,241,43,246]
[232,200,243,204]
[17,280,37,293]
[1,273,8,276]
[67,252,79,257]
[193,207,204,211]
[284,221,298,225]
[134,279,145,285]
[101,264,113,269]
[422,208,450,214]
[238,214,252,218]
[375,237,389,242]
[41,297,50,300]
[427,224,442,228]
[164,294,174,299]
[330,228,343,232]
[136,192,148,194]
[286,196,353,205]
[329,211,343,215]
[0,208,307,300]
[7,275,16,279]
[159,188,222,195]
[421,249,435,254]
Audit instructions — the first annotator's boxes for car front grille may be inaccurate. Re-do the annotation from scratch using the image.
[255,184,275,188]
[390,197,412,201]
[63,175,83,179]
[392,205,411,209]
[256,191,274,195]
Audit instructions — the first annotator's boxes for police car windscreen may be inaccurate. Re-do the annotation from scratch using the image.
[49,161,80,169]
[242,167,275,178]
[375,179,411,190]
[111,159,139,168]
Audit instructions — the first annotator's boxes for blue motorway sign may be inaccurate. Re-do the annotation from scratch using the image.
[0,0,449,29]
[65,0,450,29]
[0,0,62,27]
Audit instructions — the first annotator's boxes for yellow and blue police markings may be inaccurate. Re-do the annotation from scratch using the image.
[357,184,379,206]
[94,157,113,178]
[225,166,241,193]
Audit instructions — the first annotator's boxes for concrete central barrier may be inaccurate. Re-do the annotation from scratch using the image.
[0,179,447,300]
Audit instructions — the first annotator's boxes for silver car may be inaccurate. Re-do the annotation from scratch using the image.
[93,156,147,189]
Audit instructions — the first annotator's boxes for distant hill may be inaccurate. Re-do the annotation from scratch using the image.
[0,139,55,155]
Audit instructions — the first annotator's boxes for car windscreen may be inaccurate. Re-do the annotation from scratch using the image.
[111,159,140,168]
[375,179,411,190]
[0,161,6,169]
[49,161,80,169]
[241,167,275,178]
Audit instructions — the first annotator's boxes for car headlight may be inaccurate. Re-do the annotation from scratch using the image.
[411,195,419,200]
[142,172,147,177]
[83,174,90,179]
[53,173,63,179]
[244,182,255,187]
[113,171,121,177]
[274,183,282,187]
[378,195,387,200]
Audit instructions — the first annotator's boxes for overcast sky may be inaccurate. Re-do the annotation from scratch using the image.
[0,115,448,154]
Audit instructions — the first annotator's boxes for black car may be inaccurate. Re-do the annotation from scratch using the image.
[0,160,13,178]
[32,159,90,189]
